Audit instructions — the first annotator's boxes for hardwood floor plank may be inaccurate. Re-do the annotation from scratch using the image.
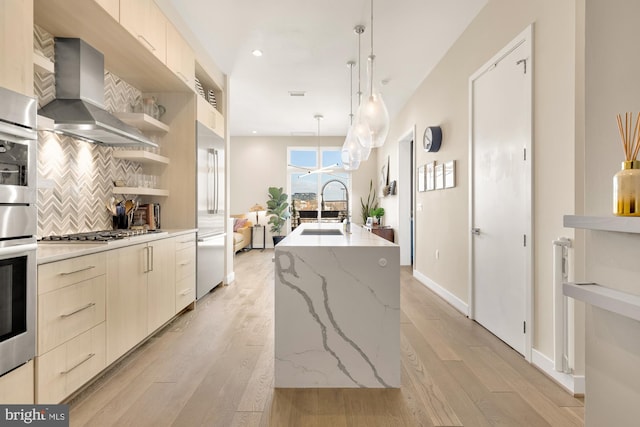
[470,345,583,426]
[236,341,275,412]
[229,411,262,427]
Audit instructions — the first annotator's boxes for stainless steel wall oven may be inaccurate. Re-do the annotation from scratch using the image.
[0,86,37,377]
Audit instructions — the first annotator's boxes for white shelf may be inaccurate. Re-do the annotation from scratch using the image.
[33,51,54,74]
[564,282,640,322]
[112,187,169,197]
[564,215,640,234]
[113,112,170,133]
[113,150,169,166]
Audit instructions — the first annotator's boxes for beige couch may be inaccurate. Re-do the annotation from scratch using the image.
[231,214,253,253]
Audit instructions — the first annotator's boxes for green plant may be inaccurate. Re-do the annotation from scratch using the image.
[266,186,290,235]
[360,179,378,224]
[371,207,385,221]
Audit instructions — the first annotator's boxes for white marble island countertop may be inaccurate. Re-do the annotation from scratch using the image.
[274,223,400,388]
[277,223,397,247]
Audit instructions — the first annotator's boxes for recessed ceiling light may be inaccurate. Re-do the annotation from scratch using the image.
[252,130,257,134]
[252,49,263,57]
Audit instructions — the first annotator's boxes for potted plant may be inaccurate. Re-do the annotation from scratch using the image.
[266,186,291,245]
[360,179,378,224]
[370,207,385,226]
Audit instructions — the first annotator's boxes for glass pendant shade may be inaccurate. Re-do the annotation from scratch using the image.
[341,127,362,170]
[363,56,390,148]
[352,108,373,160]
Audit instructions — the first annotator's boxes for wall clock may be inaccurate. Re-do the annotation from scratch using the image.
[423,126,442,152]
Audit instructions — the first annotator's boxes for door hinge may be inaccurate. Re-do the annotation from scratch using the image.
[517,58,527,74]
[523,321,526,333]
[523,234,527,247]
[523,147,527,161]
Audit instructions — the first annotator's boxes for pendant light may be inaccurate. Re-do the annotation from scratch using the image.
[342,61,362,170]
[350,25,372,159]
[359,0,389,148]
[295,114,338,178]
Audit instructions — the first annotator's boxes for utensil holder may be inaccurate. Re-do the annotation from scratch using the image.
[613,160,640,216]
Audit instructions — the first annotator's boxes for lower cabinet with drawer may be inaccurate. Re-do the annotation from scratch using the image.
[36,252,107,403]
[175,234,196,313]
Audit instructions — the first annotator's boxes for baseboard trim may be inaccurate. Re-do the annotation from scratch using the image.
[413,270,469,316]
[531,349,585,395]
[224,271,235,285]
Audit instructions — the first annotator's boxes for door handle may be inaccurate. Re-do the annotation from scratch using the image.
[471,228,481,235]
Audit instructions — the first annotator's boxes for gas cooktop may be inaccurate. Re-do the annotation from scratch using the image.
[40,229,161,243]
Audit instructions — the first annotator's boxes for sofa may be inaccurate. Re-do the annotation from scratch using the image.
[231,214,253,253]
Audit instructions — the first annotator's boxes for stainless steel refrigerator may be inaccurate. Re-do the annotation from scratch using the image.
[196,121,225,298]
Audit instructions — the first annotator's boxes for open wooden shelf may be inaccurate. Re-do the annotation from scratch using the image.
[113,112,170,133]
[112,187,169,197]
[33,50,54,74]
[113,150,169,166]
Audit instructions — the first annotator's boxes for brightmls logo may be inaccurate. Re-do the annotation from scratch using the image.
[0,405,68,426]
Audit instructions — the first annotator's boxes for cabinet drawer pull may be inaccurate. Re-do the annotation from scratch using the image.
[60,302,96,318]
[179,239,193,244]
[179,261,191,266]
[61,353,95,375]
[179,288,191,296]
[60,265,95,276]
[137,35,156,52]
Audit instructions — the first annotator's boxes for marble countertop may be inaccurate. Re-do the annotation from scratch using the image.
[37,229,198,264]
[277,223,397,248]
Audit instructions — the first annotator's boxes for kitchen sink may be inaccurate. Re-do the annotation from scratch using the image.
[300,229,343,236]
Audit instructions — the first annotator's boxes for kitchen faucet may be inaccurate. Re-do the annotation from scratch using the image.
[320,179,350,232]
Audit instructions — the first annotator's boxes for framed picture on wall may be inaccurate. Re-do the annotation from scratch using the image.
[417,165,426,192]
[426,161,435,191]
[435,163,444,190]
[444,160,456,188]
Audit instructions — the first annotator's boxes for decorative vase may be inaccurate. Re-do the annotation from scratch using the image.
[613,160,640,216]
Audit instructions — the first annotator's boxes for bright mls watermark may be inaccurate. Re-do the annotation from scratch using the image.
[0,405,68,426]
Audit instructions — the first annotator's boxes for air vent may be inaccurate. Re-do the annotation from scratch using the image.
[288,91,306,97]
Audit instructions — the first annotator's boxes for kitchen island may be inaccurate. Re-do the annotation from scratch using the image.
[274,223,400,388]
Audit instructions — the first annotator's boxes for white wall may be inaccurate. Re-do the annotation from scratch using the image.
[377,0,581,370]
[229,135,377,247]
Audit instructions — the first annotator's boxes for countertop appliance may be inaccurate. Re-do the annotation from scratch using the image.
[196,121,225,298]
[0,86,37,377]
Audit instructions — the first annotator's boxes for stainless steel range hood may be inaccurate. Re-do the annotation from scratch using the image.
[38,38,157,148]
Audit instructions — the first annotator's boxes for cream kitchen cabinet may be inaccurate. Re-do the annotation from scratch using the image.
[94,0,119,21]
[166,21,195,90]
[197,96,225,140]
[36,252,107,403]
[175,234,196,313]
[120,0,166,64]
[147,238,176,333]
[0,0,33,96]
[106,237,176,364]
[0,360,34,404]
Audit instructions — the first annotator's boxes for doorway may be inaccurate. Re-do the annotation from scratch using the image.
[469,26,533,359]
[398,127,415,267]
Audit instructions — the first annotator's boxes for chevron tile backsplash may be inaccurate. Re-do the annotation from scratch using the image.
[35,25,143,237]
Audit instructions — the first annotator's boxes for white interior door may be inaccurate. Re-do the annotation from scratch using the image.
[470,27,532,357]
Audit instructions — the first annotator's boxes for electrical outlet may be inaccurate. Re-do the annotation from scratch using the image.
[435,249,439,259]
[417,203,423,211]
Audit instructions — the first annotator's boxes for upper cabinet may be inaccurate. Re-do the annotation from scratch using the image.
[166,22,195,90]
[0,0,33,96]
[120,0,166,64]
[94,0,118,21]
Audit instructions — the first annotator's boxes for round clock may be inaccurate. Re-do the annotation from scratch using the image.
[423,126,442,152]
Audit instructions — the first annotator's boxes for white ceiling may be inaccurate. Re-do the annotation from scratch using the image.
[155,0,487,137]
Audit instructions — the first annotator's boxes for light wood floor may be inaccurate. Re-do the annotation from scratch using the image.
[68,249,584,426]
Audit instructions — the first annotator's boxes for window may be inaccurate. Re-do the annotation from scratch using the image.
[288,147,351,230]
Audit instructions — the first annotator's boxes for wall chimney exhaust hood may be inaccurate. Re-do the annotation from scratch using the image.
[38,38,157,148]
